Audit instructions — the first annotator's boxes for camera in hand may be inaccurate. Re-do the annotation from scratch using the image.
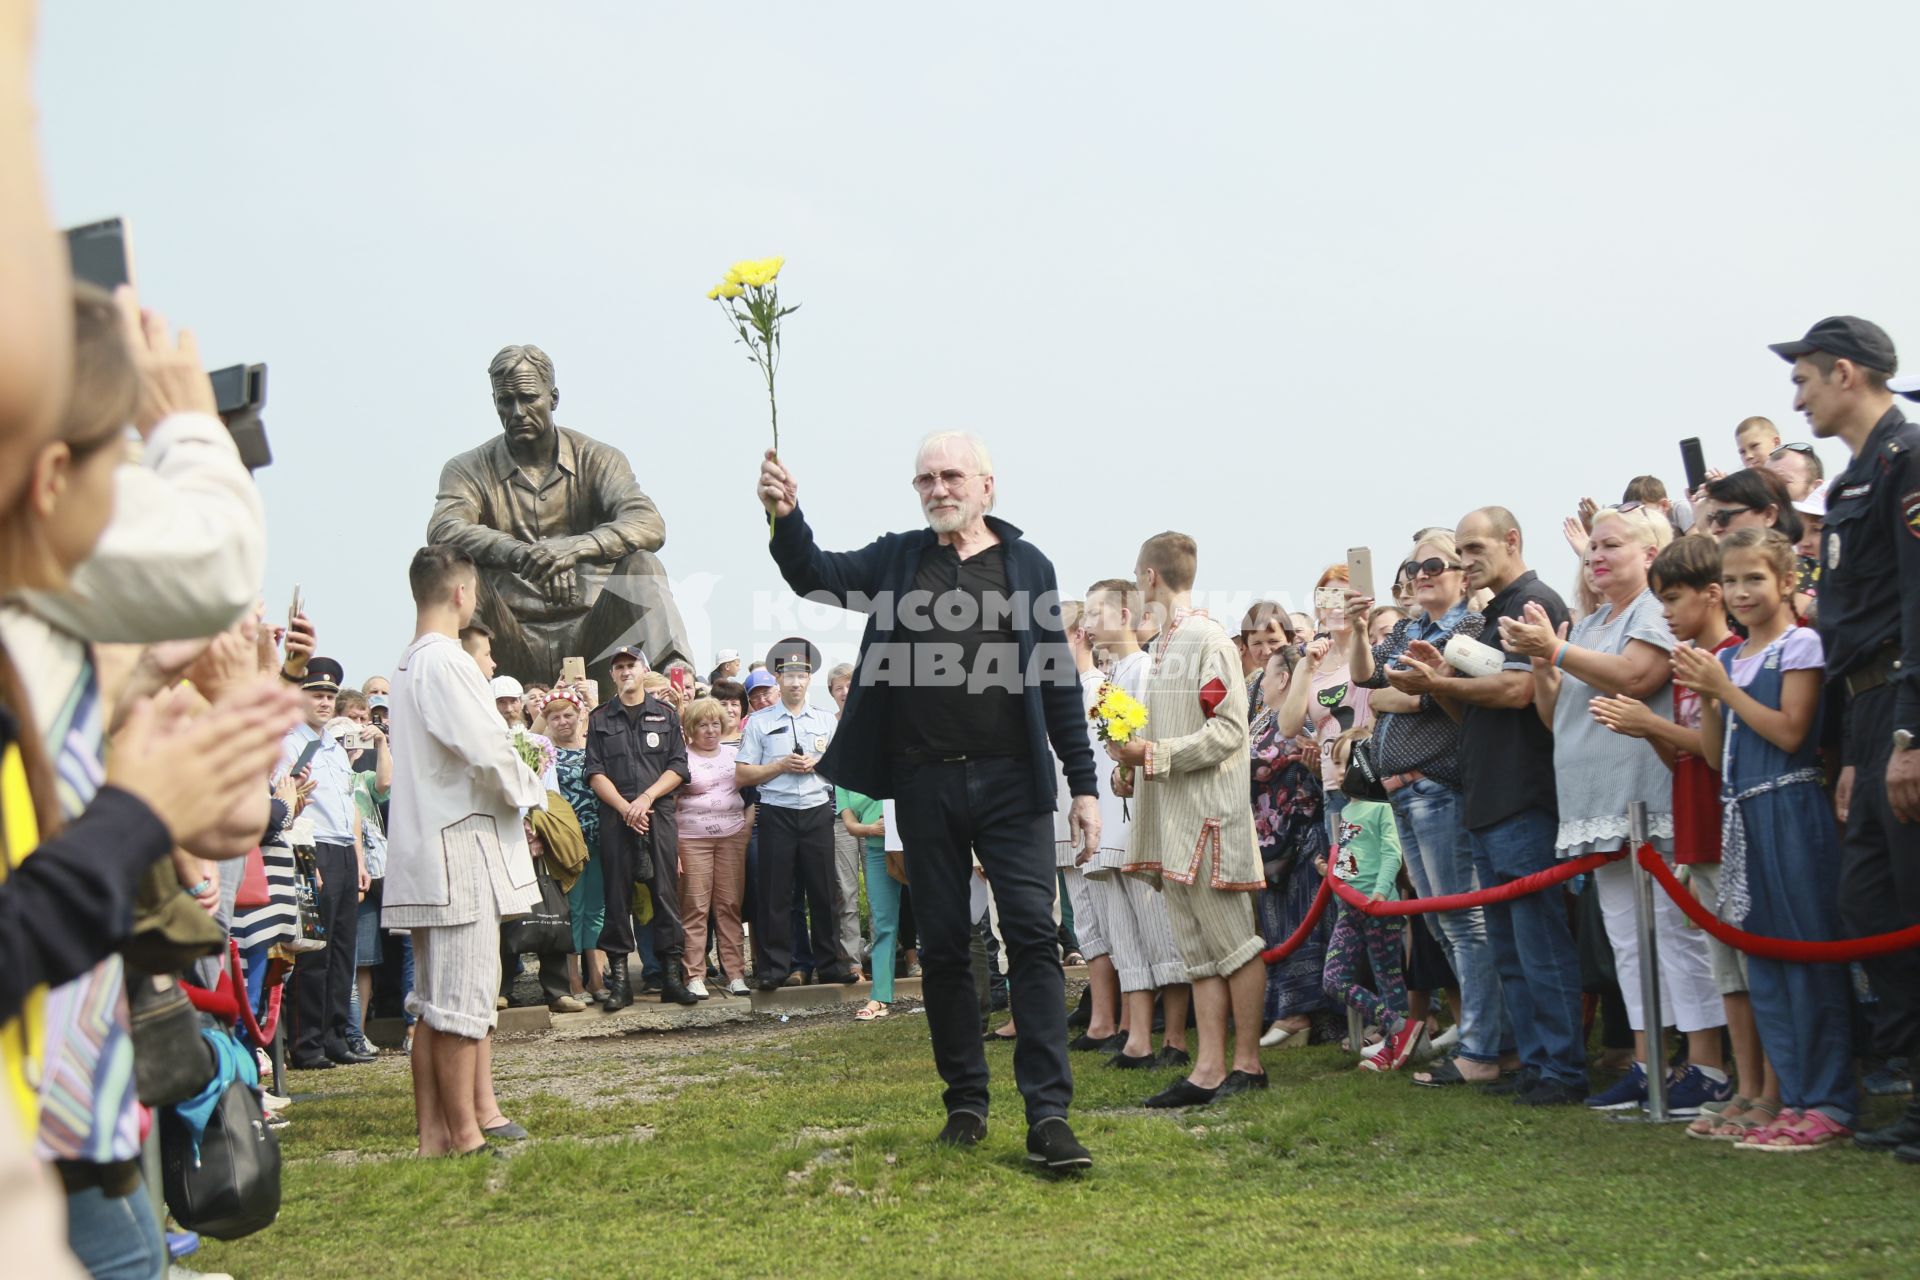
[209,362,272,471]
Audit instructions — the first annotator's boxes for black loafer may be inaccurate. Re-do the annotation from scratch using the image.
[1478,1068,1538,1098]
[1855,1108,1920,1151]
[483,1120,530,1141]
[1108,1051,1157,1070]
[1068,1032,1124,1053]
[290,1056,336,1071]
[1026,1117,1092,1172]
[1216,1069,1268,1098]
[935,1111,987,1148]
[1143,1078,1220,1109]
[1151,1046,1191,1070]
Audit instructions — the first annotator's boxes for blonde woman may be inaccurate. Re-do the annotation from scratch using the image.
[1501,505,1727,1115]
[677,697,754,997]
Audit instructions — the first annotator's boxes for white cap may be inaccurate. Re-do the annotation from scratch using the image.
[491,675,525,699]
[1891,373,1920,402]
[715,649,741,665]
[1793,480,1828,520]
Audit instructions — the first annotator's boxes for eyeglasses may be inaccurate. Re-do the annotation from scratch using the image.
[1704,506,1757,529]
[1770,442,1816,460]
[1615,500,1647,514]
[1399,557,1463,580]
[910,469,980,494]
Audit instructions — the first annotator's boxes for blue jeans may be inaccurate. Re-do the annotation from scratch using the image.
[1391,778,1508,1064]
[66,1180,166,1280]
[863,842,902,1003]
[1470,808,1585,1086]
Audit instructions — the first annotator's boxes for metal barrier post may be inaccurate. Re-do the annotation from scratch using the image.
[1628,801,1667,1122]
[1348,1006,1366,1060]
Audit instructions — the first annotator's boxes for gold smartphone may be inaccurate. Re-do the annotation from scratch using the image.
[560,656,587,684]
[1346,548,1374,600]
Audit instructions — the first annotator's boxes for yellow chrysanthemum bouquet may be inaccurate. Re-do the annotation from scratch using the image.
[707,256,799,535]
[1089,682,1149,814]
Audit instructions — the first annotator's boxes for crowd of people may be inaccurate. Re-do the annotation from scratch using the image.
[3,8,1920,1273]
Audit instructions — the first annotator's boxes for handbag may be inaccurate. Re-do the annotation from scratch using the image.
[502,857,572,956]
[233,846,270,911]
[127,973,217,1106]
[161,1075,281,1240]
[286,846,327,954]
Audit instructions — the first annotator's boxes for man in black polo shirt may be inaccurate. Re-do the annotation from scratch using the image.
[1767,319,1920,1159]
[755,431,1100,1172]
[1403,507,1587,1104]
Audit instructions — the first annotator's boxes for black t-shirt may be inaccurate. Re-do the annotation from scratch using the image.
[1459,570,1568,831]
[888,541,1026,756]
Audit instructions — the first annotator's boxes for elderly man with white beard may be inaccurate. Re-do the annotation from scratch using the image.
[756,432,1100,1172]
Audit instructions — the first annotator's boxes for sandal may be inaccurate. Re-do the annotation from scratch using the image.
[1411,1057,1498,1088]
[1739,1108,1851,1153]
[1686,1096,1774,1141]
[855,1002,890,1022]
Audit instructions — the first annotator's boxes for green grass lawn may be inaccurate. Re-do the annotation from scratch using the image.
[199,1012,1917,1279]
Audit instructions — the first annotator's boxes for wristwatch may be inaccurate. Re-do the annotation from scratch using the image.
[1896,730,1915,753]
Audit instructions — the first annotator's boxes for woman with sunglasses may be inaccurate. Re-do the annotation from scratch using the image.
[1698,469,1803,545]
[1345,529,1506,1086]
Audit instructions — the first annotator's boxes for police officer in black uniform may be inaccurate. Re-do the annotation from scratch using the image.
[1768,316,1920,1160]
[585,644,697,1010]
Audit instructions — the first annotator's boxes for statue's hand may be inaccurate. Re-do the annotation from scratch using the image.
[522,536,583,583]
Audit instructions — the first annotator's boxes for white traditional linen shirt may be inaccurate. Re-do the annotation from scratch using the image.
[382,632,546,928]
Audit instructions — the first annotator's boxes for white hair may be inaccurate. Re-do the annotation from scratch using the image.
[916,430,996,512]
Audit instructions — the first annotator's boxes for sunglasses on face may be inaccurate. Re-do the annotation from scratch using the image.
[1400,557,1462,580]
[1705,506,1756,529]
[1770,442,1815,460]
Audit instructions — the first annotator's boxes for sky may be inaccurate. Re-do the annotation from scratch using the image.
[33,2,1920,701]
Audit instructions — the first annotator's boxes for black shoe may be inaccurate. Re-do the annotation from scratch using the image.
[1514,1079,1589,1107]
[1144,1078,1220,1109]
[1026,1117,1092,1172]
[1066,988,1093,1030]
[1478,1067,1539,1098]
[1068,1031,1124,1053]
[1152,1045,1191,1070]
[754,978,786,992]
[659,970,700,1007]
[640,975,664,995]
[816,966,859,986]
[1108,1051,1158,1070]
[290,1055,336,1071]
[935,1111,987,1148]
[983,1027,1017,1044]
[325,1044,377,1065]
[1216,1069,1269,1098]
[604,954,634,1013]
[1896,1141,1920,1165]
[1854,1105,1920,1151]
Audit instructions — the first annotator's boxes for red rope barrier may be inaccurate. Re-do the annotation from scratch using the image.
[1635,845,1920,963]
[1258,866,1335,965]
[1327,849,1622,917]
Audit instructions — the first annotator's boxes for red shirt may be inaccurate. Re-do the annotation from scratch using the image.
[1671,634,1740,865]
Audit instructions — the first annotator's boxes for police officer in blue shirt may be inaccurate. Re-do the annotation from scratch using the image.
[735,637,855,988]
[280,656,373,1068]
[1769,318,1920,1159]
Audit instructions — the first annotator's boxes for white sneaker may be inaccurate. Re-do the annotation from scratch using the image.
[261,1090,292,1110]
[686,978,709,999]
[726,978,751,997]
[1360,1039,1386,1060]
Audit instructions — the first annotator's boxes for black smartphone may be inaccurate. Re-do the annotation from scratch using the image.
[1680,437,1707,493]
[65,217,132,292]
[288,737,323,777]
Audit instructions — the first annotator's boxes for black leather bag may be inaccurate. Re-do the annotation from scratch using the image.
[501,856,572,957]
[1342,739,1392,803]
[161,1076,281,1240]
[127,974,217,1107]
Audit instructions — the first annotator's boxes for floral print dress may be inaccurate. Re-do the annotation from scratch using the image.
[1248,673,1332,1023]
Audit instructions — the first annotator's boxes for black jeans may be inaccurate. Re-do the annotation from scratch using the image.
[895,755,1071,1126]
[1840,684,1920,1058]
[292,841,358,1060]
[598,809,684,972]
[753,804,844,983]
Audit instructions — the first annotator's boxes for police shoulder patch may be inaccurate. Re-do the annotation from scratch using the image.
[1903,490,1920,540]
